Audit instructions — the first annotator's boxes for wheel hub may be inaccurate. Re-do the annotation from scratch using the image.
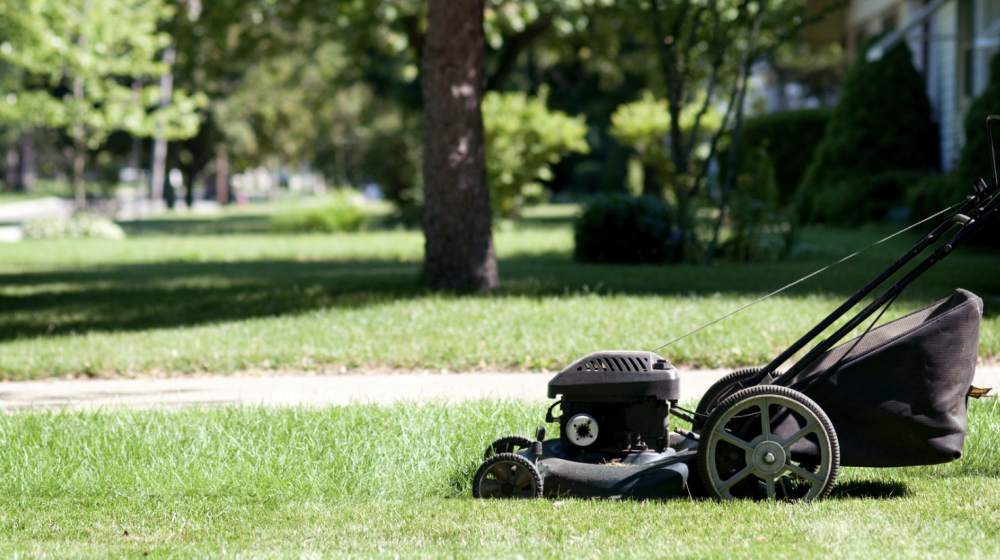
[752,441,786,475]
[501,482,514,495]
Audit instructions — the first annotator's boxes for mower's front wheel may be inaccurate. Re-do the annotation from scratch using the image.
[697,385,839,502]
[473,453,543,499]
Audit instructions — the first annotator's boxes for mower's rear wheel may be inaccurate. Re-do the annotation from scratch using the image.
[693,368,761,431]
[697,385,839,502]
[473,453,543,499]
[483,435,534,460]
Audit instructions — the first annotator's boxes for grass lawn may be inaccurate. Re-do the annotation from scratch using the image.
[1,215,999,378]
[0,398,997,557]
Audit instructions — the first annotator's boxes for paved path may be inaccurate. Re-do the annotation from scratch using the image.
[0,367,997,410]
[0,196,75,224]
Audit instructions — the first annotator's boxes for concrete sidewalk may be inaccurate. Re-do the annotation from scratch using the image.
[0,367,997,410]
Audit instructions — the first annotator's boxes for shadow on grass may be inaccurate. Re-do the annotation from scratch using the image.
[829,479,911,500]
[2,250,998,342]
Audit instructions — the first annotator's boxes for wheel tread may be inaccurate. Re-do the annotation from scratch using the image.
[696,385,840,502]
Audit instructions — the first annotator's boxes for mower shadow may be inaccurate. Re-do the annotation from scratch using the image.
[3,251,998,342]
[829,479,911,500]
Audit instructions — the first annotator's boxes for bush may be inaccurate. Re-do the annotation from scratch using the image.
[812,171,922,226]
[574,195,673,264]
[905,173,965,223]
[269,197,364,234]
[22,215,126,240]
[799,40,938,215]
[723,147,785,261]
[740,108,832,204]
[956,51,1000,247]
[958,52,1000,189]
[482,88,590,218]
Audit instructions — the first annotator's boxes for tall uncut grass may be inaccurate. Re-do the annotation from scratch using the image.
[0,399,997,557]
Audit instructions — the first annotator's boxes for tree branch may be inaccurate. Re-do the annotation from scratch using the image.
[485,13,553,92]
[650,0,690,174]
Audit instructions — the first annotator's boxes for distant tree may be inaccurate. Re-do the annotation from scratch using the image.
[0,0,203,207]
[421,0,498,292]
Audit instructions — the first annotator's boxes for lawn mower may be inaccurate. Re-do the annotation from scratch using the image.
[472,116,1000,502]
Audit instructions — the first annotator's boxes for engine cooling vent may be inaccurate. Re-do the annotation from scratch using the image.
[577,355,649,373]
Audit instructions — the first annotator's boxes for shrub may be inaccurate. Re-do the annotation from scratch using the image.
[269,197,364,234]
[905,173,965,223]
[574,195,673,264]
[740,108,832,204]
[482,88,590,218]
[956,51,1000,247]
[958,52,1000,189]
[799,40,938,216]
[812,170,922,226]
[723,146,785,261]
[22,215,126,240]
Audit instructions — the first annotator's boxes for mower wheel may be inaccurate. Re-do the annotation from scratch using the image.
[483,435,534,460]
[473,452,543,499]
[697,385,839,502]
[693,368,761,430]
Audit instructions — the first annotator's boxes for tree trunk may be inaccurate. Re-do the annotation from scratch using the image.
[150,45,176,206]
[215,149,228,205]
[20,133,35,191]
[5,146,18,191]
[421,0,498,292]
[73,76,86,209]
[184,170,195,209]
[642,163,661,198]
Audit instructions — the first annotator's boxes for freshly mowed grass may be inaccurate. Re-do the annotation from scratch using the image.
[1,222,999,378]
[0,398,997,557]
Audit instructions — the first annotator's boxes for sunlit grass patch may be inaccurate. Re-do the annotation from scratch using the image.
[0,223,998,378]
[0,399,996,557]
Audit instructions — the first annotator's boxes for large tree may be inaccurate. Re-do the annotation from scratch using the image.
[421,0,498,291]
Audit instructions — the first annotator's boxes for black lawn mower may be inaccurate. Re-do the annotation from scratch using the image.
[471,116,1000,502]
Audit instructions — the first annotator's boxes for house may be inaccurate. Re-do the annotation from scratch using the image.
[850,0,1000,171]
[769,0,1000,172]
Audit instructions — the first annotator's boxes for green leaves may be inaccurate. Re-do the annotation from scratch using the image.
[483,88,590,218]
[0,0,202,143]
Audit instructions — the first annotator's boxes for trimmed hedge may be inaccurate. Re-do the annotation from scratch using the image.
[812,171,923,226]
[740,108,832,204]
[574,195,673,264]
[905,173,964,223]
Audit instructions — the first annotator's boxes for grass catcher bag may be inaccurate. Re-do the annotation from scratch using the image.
[788,289,982,468]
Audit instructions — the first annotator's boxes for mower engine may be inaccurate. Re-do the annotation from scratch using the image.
[548,351,679,457]
[473,351,699,500]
